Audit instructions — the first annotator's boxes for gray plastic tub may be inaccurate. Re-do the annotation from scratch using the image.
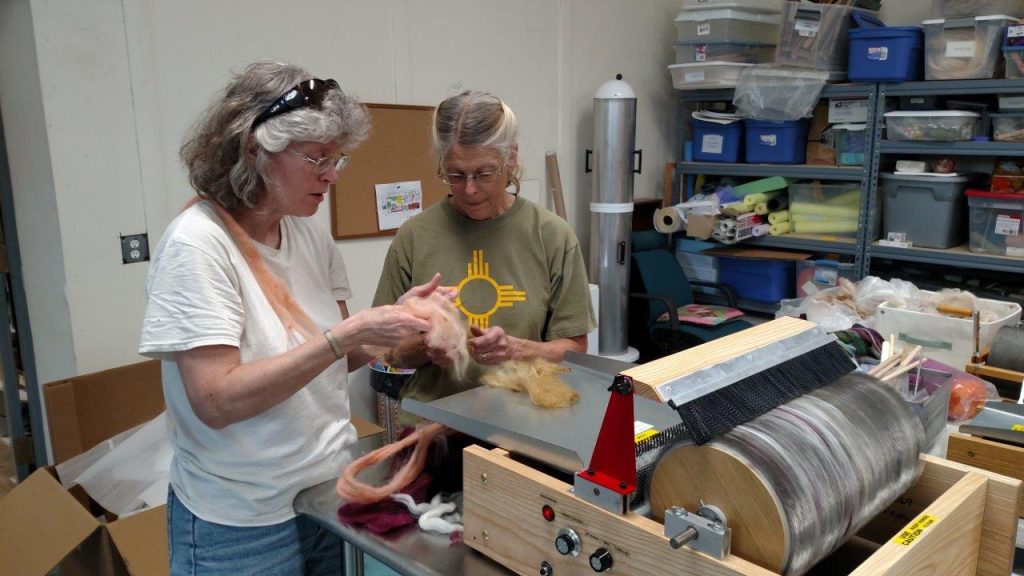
[880,172,977,248]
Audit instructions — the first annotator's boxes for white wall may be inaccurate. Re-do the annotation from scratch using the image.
[0,0,680,437]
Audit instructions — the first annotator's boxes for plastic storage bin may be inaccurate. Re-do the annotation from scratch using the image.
[876,292,1022,368]
[788,182,864,237]
[998,94,1024,110]
[923,15,1019,80]
[775,3,875,71]
[674,42,775,64]
[991,112,1024,140]
[884,110,980,141]
[966,190,1024,256]
[1005,45,1024,78]
[717,257,795,303]
[675,9,780,44]
[834,123,867,165]
[880,172,976,248]
[932,0,1024,18]
[744,119,809,164]
[681,0,784,13]
[692,118,744,163]
[848,26,924,82]
[669,62,752,89]
[795,259,858,297]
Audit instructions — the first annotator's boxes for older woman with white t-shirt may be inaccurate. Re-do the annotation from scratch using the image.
[139,61,444,576]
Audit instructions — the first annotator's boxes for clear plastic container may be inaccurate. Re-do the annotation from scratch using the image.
[923,15,1020,80]
[788,182,863,237]
[681,0,784,14]
[795,260,858,297]
[668,62,753,89]
[675,8,780,44]
[932,0,1024,18]
[834,123,867,166]
[1005,46,1024,78]
[966,190,1024,257]
[998,93,1024,110]
[883,110,981,141]
[992,112,1024,141]
[775,3,875,71]
[673,42,775,64]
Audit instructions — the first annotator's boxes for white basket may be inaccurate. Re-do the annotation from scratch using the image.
[875,294,1022,368]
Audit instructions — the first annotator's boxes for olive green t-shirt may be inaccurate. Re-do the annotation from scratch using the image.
[373,195,596,410]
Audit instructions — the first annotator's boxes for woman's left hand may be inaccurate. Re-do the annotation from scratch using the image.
[396,272,457,305]
[469,325,517,365]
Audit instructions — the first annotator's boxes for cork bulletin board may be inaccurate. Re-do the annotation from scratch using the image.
[330,103,449,240]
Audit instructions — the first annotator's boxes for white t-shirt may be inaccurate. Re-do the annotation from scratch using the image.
[138,201,357,526]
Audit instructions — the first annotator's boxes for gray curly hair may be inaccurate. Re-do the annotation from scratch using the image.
[181,61,370,210]
[432,90,521,194]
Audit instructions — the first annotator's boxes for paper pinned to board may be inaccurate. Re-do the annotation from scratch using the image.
[55,412,172,517]
[375,180,423,231]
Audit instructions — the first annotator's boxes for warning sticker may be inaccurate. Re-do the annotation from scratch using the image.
[893,514,937,546]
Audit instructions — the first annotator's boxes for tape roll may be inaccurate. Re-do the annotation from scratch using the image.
[718,219,737,232]
[752,224,771,237]
[653,207,684,234]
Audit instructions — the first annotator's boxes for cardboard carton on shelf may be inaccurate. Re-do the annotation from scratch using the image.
[0,360,383,576]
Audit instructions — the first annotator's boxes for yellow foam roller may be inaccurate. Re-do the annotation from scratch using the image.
[769,221,791,236]
[789,202,859,220]
[754,202,770,215]
[743,189,785,208]
[768,210,790,225]
[792,220,859,234]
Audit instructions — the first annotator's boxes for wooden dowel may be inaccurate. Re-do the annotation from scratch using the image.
[881,360,923,383]
[900,345,923,367]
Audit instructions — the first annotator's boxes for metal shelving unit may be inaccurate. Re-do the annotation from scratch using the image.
[674,83,879,287]
[864,79,1024,281]
[672,79,1024,310]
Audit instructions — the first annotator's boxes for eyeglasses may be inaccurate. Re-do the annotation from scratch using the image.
[289,149,350,174]
[439,163,505,187]
[252,78,339,129]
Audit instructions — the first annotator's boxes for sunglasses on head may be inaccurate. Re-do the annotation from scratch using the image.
[251,78,339,129]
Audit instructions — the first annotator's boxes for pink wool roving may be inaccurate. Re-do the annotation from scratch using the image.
[336,422,447,504]
[187,197,318,341]
[401,292,470,380]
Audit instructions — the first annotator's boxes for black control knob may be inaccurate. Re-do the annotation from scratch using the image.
[589,548,613,572]
[554,528,581,556]
[539,560,554,576]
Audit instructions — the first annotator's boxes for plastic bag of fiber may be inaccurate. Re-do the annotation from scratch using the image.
[55,412,172,516]
[733,66,828,121]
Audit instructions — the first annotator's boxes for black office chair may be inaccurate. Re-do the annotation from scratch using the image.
[629,230,751,361]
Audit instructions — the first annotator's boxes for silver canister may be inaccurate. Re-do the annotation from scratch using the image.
[588,75,638,357]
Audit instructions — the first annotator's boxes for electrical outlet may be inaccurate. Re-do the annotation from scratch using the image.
[120,233,149,264]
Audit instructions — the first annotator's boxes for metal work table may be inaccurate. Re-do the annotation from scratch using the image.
[295,474,511,576]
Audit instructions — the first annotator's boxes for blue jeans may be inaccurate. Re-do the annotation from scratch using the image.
[168,487,342,576]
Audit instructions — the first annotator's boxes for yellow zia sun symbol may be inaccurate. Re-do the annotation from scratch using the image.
[454,250,526,328]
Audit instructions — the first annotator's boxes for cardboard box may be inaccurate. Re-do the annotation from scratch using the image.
[0,359,384,576]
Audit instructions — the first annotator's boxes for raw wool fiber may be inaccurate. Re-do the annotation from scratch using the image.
[336,422,447,504]
[402,292,471,381]
[480,359,579,408]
